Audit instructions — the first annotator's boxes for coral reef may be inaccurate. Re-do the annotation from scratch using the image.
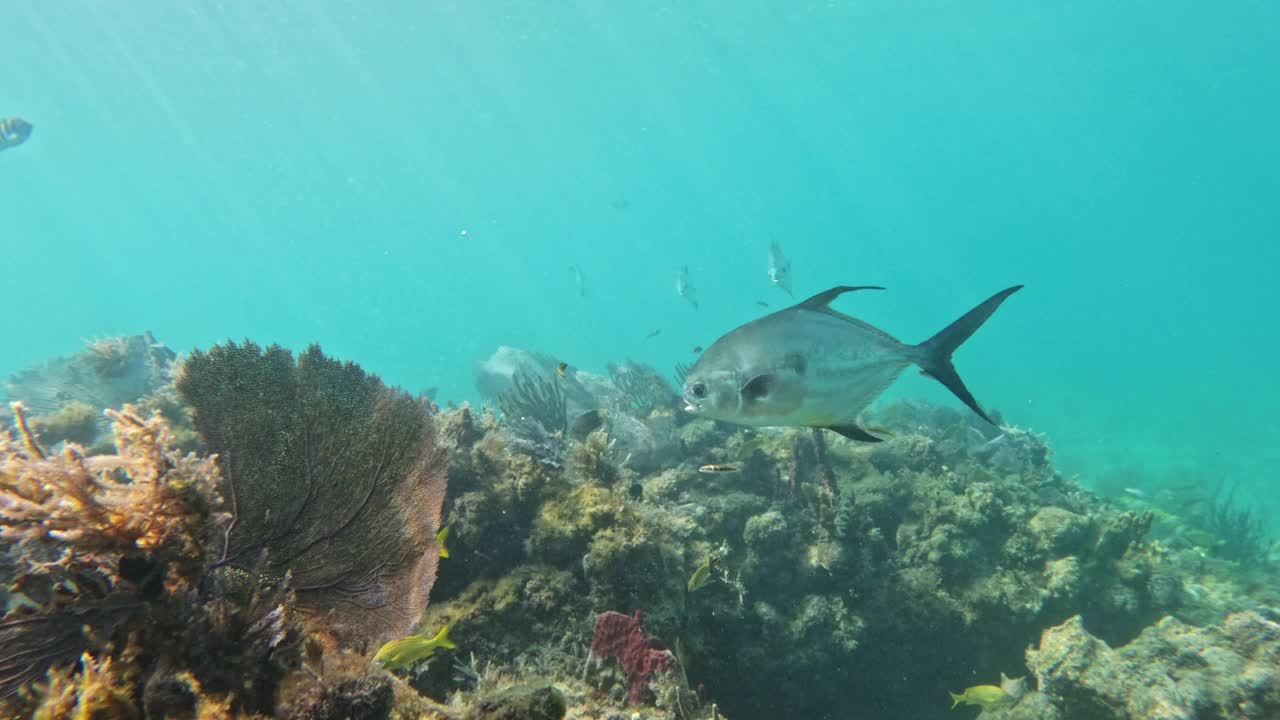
[420,396,1261,720]
[2,332,177,451]
[1,342,460,720]
[6,337,1278,720]
[984,610,1280,719]
[0,404,299,715]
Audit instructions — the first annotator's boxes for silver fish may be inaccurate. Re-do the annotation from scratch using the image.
[676,265,698,309]
[681,285,1022,441]
[569,264,588,297]
[767,236,793,297]
[0,117,33,152]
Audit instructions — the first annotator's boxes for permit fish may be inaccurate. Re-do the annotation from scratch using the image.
[767,236,793,297]
[0,117,33,152]
[373,625,455,670]
[677,266,698,309]
[949,684,1009,709]
[681,285,1022,441]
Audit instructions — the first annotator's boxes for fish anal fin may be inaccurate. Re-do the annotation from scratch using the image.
[797,285,885,310]
[823,423,883,443]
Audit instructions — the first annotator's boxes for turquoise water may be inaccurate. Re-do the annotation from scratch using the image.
[3,3,1277,514]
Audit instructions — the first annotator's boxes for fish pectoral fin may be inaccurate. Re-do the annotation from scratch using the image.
[740,373,775,402]
[822,423,883,443]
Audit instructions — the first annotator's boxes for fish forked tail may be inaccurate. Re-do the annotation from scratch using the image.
[950,692,963,709]
[913,285,1023,424]
[432,624,456,649]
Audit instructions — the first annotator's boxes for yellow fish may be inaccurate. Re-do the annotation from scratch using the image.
[373,625,455,670]
[949,684,1008,709]
[687,556,714,592]
[436,526,450,558]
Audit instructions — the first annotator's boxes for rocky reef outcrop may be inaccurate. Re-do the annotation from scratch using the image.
[985,609,1280,719]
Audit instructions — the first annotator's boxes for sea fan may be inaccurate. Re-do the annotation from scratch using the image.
[176,341,448,647]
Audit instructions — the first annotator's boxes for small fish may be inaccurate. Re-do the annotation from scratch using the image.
[436,526,450,558]
[756,301,769,308]
[767,236,793,297]
[687,555,714,592]
[0,117,33,152]
[698,464,740,474]
[556,362,569,378]
[949,684,1009,709]
[681,285,1021,442]
[692,346,703,354]
[569,408,608,439]
[569,264,588,297]
[373,625,456,670]
[676,265,698,309]
[1123,487,1148,499]
[644,328,662,341]
[610,198,630,210]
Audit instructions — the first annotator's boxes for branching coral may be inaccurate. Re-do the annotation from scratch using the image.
[607,361,676,417]
[497,372,567,435]
[1203,481,1271,564]
[1,403,223,557]
[175,341,448,647]
[30,653,137,720]
[0,403,227,700]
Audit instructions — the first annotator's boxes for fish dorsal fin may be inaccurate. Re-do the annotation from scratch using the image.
[822,423,883,443]
[797,286,885,311]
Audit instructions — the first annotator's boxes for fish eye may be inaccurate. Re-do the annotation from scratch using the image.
[691,382,707,399]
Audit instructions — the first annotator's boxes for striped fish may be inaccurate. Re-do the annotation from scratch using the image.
[0,117,33,152]
[680,284,1022,442]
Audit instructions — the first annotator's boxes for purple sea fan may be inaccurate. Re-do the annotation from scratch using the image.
[176,341,448,648]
